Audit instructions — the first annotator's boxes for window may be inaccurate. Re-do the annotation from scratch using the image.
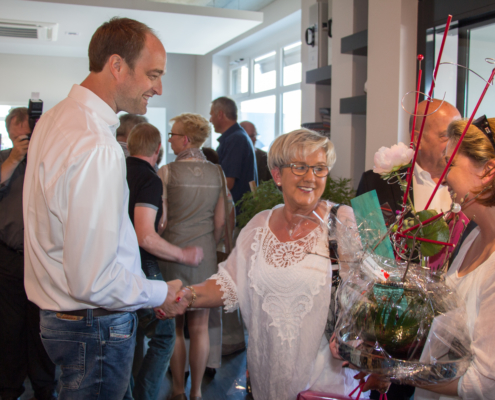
[240,96,276,151]
[229,41,302,149]
[231,65,249,95]
[254,51,277,93]
[426,16,495,119]
[283,42,302,86]
[282,90,302,134]
[0,105,15,150]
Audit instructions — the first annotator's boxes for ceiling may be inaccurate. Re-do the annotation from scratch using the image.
[148,0,276,11]
[0,0,264,57]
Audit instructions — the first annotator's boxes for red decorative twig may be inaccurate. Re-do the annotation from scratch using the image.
[400,15,452,225]
[395,233,454,247]
[398,56,424,233]
[402,211,445,234]
[349,381,365,400]
[424,66,495,210]
[410,59,423,146]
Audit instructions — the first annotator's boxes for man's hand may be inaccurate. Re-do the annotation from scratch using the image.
[9,135,30,163]
[153,279,189,319]
[181,246,204,266]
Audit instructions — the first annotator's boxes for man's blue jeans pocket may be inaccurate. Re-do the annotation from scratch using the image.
[40,310,137,399]
[40,337,85,390]
[109,318,134,341]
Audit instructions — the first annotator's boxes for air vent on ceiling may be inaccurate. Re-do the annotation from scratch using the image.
[0,19,59,41]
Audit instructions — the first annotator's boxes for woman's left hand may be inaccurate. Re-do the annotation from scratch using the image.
[354,372,391,394]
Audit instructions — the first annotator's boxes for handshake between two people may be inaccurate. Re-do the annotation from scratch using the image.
[153,279,195,320]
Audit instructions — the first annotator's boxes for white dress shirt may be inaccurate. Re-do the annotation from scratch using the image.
[413,163,452,214]
[23,84,167,312]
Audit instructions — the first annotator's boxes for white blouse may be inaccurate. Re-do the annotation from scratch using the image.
[415,227,495,400]
[209,203,364,400]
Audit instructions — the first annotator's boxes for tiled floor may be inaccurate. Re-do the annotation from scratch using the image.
[21,349,251,400]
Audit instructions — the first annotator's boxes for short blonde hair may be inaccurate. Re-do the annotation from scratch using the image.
[448,118,495,207]
[127,122,161,157]
[268,129,336,171]
[170,113,210,147]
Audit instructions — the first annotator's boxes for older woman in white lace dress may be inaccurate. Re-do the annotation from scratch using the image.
[165,129,361,400]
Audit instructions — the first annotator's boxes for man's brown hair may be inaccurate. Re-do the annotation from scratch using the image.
[127,123,161,157]
[88,17,155,73]
[5,107,29,134]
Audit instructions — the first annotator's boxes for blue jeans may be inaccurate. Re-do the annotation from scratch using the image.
[40,309,137,400]
[133,272,176,400]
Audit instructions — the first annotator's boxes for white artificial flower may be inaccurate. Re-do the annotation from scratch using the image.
[373,142,414,175]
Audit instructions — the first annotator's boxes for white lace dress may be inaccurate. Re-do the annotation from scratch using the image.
[209,204,362,400]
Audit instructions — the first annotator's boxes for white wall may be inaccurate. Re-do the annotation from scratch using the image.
[301,0,317,124]
[0,52,197,119]
[330,0,361,185]
[0,54,89,111]
[366,0,418,169]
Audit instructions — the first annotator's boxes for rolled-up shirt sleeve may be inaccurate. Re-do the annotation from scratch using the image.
[61,146,167,311]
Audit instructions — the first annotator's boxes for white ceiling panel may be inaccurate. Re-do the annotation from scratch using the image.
[0,0,263,57]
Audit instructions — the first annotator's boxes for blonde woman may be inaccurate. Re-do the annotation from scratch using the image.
[157,113,225,400]
[163,129,361,400]
[412,117,495,400]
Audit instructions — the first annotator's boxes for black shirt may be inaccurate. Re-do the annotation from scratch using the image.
[0,149,26,252]
[126,157,163,275]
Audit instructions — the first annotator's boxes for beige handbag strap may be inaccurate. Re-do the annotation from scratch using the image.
[217,165,233,254]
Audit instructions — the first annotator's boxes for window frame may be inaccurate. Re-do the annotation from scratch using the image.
[229,41,302,139]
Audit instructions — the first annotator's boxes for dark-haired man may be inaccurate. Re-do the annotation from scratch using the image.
[0,108,56,400]
[116,113,148,157]
[210,97,258,217]
[210,97,257,356]
[23,18,189,398]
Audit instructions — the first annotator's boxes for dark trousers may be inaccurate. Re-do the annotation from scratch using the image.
[0,243,56,400]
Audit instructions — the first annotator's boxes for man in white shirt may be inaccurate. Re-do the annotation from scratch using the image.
[357,99,461,216]
[23,17,191,399]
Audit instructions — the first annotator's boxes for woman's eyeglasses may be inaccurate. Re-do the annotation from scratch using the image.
[168,132,185,137]
[281,163,330,178]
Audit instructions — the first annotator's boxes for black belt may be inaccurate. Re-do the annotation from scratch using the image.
[57,308,123,318]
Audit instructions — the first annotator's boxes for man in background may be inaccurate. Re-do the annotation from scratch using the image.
[116,113,148,157]
[23,17,188,397]
[240,120,271,183]
[0,108,56,400]
[126,122,203,400]
[357,99,461,215]
[210,97,257,356]
[210,97,258,218]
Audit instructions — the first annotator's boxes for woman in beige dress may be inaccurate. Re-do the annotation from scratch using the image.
[157,113,226,400]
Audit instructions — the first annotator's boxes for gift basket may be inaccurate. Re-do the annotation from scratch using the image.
[329,14,495,386]
[335,250,472,385]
